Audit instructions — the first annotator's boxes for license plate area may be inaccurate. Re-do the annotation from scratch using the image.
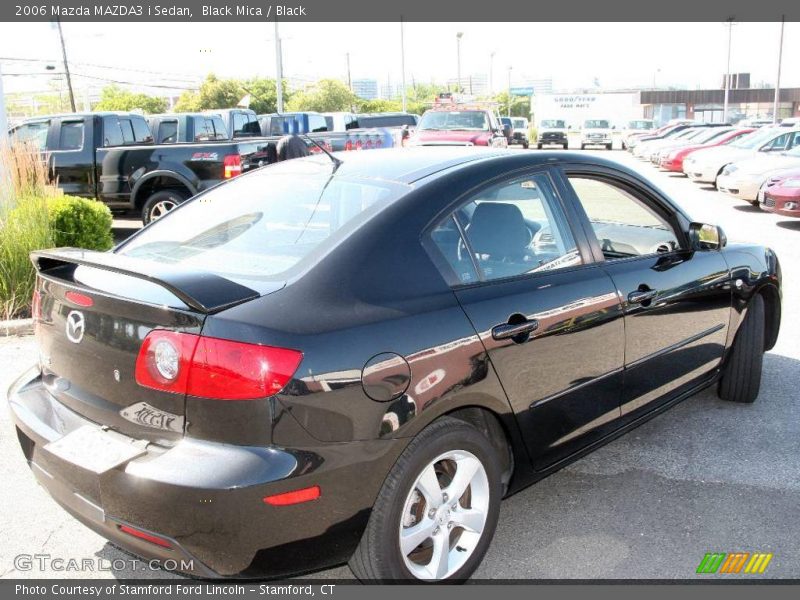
[44,425,147,474]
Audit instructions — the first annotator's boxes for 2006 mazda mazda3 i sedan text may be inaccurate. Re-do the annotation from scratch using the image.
[7,148,782,582]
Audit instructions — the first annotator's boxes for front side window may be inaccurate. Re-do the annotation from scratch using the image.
[430,173,582,284]
[13,121,50,150]
[568,176,681,259]
[59,121,84,150]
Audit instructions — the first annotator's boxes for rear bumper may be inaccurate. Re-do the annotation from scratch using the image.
[8,367,401,578]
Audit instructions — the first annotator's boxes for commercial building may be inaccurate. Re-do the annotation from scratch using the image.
[352,78,378,100]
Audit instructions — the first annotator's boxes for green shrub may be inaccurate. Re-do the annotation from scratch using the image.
[48,196,114,251]
[0,195,52,320]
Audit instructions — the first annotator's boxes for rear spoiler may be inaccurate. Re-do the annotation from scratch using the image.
[31,248,261,314]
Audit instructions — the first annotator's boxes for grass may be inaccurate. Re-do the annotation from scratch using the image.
[0,142,55,320]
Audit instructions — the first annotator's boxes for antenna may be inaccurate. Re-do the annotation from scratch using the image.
[303,134,343,172]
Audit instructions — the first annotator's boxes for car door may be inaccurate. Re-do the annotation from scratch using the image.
[49,117,94,197]
[427,169,625,470]
[563,169,731,420]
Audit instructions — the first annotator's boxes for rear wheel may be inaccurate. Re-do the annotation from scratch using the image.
[537,143,543,150]
[606,143,613,150]
[522,141,529,149]
[563,143,569,150]
[718,294,765,404]
[580,144,586,150]
[349,417,502,582]
[141,190,189,225]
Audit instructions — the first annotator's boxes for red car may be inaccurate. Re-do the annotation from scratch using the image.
[660,128,755,173]
[759,169,800,218]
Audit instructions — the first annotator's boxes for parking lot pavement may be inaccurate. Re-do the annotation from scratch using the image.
[2,149,798,580]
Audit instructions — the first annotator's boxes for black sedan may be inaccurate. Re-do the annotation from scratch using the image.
[8,148,781,581]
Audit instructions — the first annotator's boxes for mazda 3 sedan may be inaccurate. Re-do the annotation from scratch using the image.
[8,148,781,581]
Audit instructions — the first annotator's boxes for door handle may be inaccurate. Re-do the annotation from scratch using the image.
[491,318,539,341]
[628,288,658,305]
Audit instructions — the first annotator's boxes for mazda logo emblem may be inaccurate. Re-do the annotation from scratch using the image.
[65,310,85,344]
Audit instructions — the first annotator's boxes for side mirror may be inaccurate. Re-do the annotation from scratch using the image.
[688,222,727,251]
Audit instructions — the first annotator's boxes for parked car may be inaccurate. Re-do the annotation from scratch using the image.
[322,111,360,132]
[536,118,568,149]
[509,117,529,148]
[580,118,613,150]
[8,112,272,224]
[147,113,229,143]
[626,120,695,151]
[648,127,735,165]
[633,126,712,159]
[659,128,755,173]
[717,144,800,204]
[759,168,800,218]
[9,148,781,582]
[684,127,800,187]
[621,119,654,149]
[203,108,262,139]
[410,106,508,147]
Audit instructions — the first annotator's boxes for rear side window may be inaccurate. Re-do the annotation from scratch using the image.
[429,173,582,284]
[132,117,154,143]
[120,119,136,144]
[102,117,124,147]
[59,121,84,150]
[118,161,410,282]
[210,117,228,139]
[308,115,328,132]
[157,120,179,143]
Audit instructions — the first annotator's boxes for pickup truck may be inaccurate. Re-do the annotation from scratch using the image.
[202,108,262,139]
[10,111,273,224]
[410,105,509,148]
[147,113,229,143]
[580,119,614,150]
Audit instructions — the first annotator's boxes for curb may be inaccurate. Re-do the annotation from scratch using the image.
[0,318,34,337]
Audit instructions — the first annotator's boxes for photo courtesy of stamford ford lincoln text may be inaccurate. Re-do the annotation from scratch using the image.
[1,1,799,597]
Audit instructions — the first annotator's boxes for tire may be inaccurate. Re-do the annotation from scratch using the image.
[537,143,543,150]
[606,143,612,151]
[349,416,503,582]
[141,190,189,225]
[563,143,569,150]
[522,142,529,149]
[580,144,586,150]
[718,294,765,404]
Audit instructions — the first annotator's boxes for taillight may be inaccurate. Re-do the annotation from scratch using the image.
[118,524,172,549]
[365,139,373,149]
[355,139,363,150]
[223,154,242,178]
[345,139,353,151]
[263,485,321,506]
[135,331,302,400]
[65,290,94,307]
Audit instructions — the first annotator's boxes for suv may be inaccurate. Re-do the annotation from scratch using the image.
[537,119,569,149]
[411,106,508,147]
[581,119,614,150]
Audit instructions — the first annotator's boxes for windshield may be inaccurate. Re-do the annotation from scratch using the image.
[628,120,653,130]
[358,114,417,128]
[118,159,409,283]
[540,120,566,129]
[584,120,610,129]
[418,110,489,131]
[730,128,782,149]
[691,128,731,144]
[512,119,527,128]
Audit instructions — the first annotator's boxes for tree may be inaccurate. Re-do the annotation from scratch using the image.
[242,77,292,114]
[172,74,290,115]
[287,79,359,113]
[493,91,530,118]
[357,99,403,113]
[93,85,168,114]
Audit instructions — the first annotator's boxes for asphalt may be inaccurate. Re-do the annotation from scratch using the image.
[1,150,798,580]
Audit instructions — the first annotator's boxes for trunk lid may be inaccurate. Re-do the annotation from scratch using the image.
[31,249,263,445]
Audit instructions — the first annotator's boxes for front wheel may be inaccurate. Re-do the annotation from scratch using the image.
[718,294,765,403]
[537,143,543,150]
[349,417,502,582]
[141,190,189,225]
[606,143,613,151]
[522,141,529,149]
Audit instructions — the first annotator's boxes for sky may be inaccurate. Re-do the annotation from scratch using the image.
[0,21,798,98]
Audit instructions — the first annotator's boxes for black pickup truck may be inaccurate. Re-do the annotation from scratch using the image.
[147,113,230,143]
[10,112,275,224]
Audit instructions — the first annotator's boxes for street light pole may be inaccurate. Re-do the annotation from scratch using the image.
[400,17,407,111]
[489,51,495,96]
[772,16,785,124]
[723,18,734,123]
[455,32,463,94]
[274,20,284,113]
[55,18,76,112]
[0,62,8,146]
[346,52,352,91]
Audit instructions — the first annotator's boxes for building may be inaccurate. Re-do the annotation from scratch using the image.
[447,73,489,97]
[352,78,378,101]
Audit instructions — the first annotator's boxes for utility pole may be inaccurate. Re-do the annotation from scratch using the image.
[455,32,463,94]
[0,62,8,147]
[772,16,785,124]
[722,18,734,124]
[507,66,512,117]
[346,52,352,91]
[274,20,284,113]
[400,18,407,112]
[56,18,76,112]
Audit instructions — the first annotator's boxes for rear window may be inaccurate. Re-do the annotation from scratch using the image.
[418,110,489,131]
[59,121,84,150]
[157,120,179,143]
[118,159,410,282]
[358,115,417,128]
